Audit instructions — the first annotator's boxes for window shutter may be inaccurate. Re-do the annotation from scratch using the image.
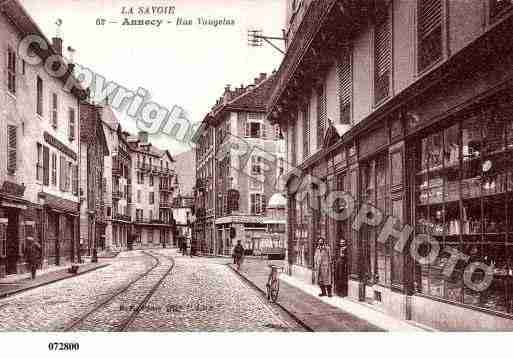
[418,0,442,72]
[245,123,250,137]
[69,108,75,140]
[374,12,391,104]
[261,195,267,215]
[337,49,352,124]
[73,165,78,195]
[316,85,326,149]
[51,93,58,128]
[291,121,297,166]
[7,125,17,174]
[51,153,57,186]
[261,124,267,139]
[303,104,310,159]
[250,194,256,215]
[43,146,50,186]
[60,156,66,191]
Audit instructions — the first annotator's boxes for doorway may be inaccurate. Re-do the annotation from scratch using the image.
[6,210,19,275]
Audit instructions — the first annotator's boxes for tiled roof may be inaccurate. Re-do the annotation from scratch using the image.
[222,75,277,113]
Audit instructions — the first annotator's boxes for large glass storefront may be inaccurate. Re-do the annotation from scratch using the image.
[413,103,513,314]
[292,193,312,268]
[362,153,391,287]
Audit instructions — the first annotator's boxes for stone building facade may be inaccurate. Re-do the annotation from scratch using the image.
[79,102,109,259]
[269,0,513,330]
[193,74,286,256]
[0,0,84,276]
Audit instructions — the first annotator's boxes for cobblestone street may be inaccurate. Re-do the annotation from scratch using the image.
[0,250,302,332]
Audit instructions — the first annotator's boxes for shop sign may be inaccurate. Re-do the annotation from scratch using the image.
[44,132,77,160]
[1,181,25,197]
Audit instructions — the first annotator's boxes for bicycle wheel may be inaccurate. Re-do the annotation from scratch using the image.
[269,278,280,302]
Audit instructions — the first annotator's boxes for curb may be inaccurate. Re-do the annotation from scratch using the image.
[0,263,110,299]
[226,263,313,332]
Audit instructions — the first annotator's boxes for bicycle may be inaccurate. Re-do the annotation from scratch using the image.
[266,265,283,303]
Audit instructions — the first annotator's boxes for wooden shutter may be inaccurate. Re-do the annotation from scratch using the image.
[51,93,58,128]
[51,153,57,186]
[69,108,75,140]
[43,146,50,186]
[7,125,17,174]
[418,0,442,72]
[261,124,267,139]
[316,85,327,149]
[261,195,267,215]
[36,77,43,116]
[290,122,297,166]
[250,194,256,214]
[303,104,310,159]
[60,156,66,191]
[72,165,78,195]
[337,49,352,124]
[374,12,391,104]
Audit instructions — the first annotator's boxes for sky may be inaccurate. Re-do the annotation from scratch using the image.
[22,0,285,155]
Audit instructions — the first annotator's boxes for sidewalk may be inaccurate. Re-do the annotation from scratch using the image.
[0,261,109,299]
[229,259,432,332]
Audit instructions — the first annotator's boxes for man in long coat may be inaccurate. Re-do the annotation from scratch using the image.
[314,237,332,297]
[25,237,41,280]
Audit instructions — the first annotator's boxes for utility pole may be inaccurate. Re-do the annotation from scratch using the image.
[248,29,286,55]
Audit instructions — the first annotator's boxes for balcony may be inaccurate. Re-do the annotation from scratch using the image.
[159,184,174,193]
[112,191,122,199]
[112,166,121,177]
[113,213,132,222]
[160,201,173,209]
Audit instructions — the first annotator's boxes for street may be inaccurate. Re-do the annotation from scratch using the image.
[0,250,303,332]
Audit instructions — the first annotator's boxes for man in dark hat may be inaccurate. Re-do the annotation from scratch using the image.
[25,237,42,280]
[314,237,332,297]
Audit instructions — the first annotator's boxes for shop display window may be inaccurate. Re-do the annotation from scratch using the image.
[362,153,390,286]
[413,108,513,314]
[294,193,312,268]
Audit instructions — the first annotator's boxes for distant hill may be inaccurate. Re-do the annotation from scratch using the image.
[174,150,195,196]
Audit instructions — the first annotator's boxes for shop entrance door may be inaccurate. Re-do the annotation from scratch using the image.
[6,210,19,275]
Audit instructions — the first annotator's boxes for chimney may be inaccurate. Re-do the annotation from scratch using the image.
[138,131,149,143]
[52,37,62,56]
[67,46,76,72]
[53,19,63,55]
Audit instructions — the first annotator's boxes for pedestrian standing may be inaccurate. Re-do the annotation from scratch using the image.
[233,240,244,271]
[25,237,42,280]
[314,238,332,297]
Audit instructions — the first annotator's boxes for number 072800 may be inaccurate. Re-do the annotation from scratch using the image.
[48,342,79,351]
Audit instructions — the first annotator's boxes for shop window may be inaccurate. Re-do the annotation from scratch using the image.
[413,108,513,314]
[418,0,443,73]
[362,154,390,286]
[0,220,6,257]
[294,192,312,268]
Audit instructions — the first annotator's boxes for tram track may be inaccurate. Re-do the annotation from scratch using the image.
[64,250,175,332]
